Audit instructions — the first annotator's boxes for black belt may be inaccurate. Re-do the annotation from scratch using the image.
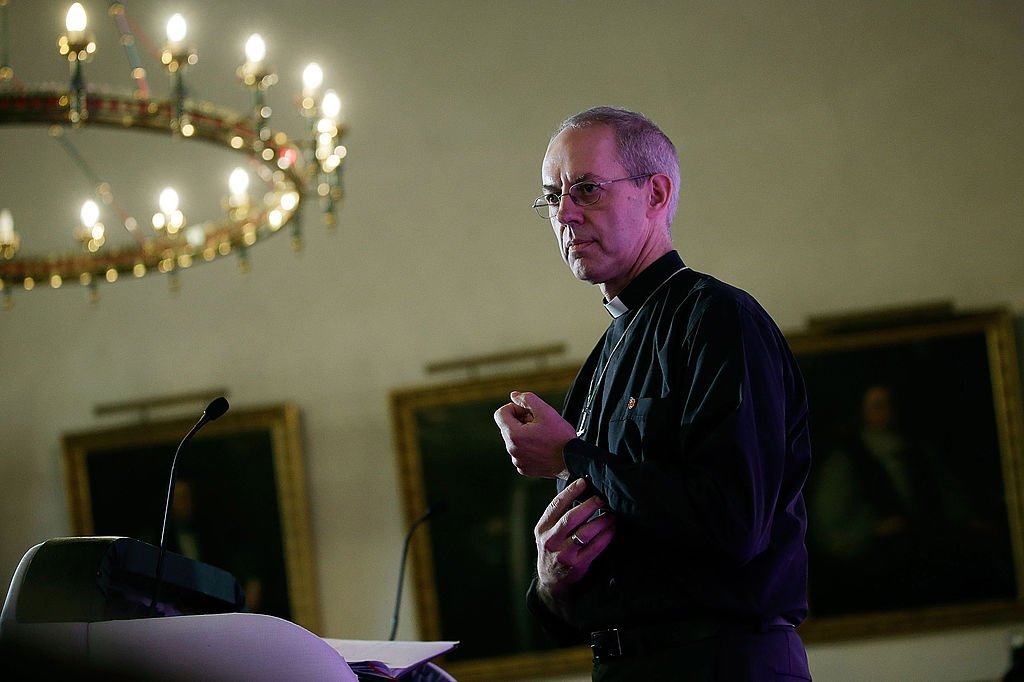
[590,616,795,662]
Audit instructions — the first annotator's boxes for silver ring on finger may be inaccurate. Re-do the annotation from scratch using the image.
[571,532,586,546]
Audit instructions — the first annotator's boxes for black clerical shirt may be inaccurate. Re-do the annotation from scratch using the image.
[530,250,811,641]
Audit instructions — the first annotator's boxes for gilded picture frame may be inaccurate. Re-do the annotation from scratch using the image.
[60,403,321,633]
[789,307,1024,641]
[390,308,1024,679]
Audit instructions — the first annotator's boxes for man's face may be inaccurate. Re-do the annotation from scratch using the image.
[541,124,654,296]
[862,385,894,430]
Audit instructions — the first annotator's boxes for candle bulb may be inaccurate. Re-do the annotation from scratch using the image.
[166,13,187,47]
[228,168,250,217]
[245,34,266,66]
[0,209,14,243]
[80,199,99,227]
[65,3,87,34]
[159,187,179,215]
[229,168,250,200]
[0,208,18,259]
[154,188,185,235]
[302,62,323,98]
[76,200,105,252]
[321,90,341,121]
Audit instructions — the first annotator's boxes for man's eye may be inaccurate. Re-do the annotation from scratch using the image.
[574,183,600,199]
[542,193,561,205]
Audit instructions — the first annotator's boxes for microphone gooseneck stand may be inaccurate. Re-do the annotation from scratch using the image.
[148,397,229,615]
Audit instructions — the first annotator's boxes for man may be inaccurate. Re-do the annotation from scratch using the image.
[494,106,812,680]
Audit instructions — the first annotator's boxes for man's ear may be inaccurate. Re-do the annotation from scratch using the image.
[646,173,673,216]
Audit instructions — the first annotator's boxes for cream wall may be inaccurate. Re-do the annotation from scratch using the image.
[1,2,1023,680]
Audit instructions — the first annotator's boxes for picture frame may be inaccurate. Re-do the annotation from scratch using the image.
[61,403,321,633]
[789,306,1024,641]
[390,307,1024,679]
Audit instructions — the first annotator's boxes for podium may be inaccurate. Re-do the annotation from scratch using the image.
[1,538,453,681]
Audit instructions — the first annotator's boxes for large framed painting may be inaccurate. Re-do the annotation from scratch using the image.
[789,306,1024,640]
[391,365,591,681]
[61,403,321,633]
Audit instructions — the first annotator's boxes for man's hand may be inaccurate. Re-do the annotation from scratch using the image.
[534,478,616,611]
[494,391,578,478]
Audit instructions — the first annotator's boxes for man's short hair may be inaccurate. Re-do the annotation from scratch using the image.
[553,106,681,227]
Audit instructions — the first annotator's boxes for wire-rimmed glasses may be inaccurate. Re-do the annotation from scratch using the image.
[531,173,654,219]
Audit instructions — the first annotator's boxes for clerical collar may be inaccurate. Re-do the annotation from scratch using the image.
[603,251,687,318]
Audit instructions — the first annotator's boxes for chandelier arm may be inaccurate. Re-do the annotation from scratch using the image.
[119,5,163,63]
[109,2,151,98]
[51,131,147,246]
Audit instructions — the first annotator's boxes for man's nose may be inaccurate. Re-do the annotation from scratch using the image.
[555,192,582,224]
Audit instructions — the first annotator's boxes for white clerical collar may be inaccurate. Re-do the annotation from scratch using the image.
[603,296,630,319]
[601,252,688,319]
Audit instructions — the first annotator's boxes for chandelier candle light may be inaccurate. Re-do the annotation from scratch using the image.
[0,1,349,308]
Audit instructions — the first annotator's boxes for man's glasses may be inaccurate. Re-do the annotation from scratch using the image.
[531,173,654,219]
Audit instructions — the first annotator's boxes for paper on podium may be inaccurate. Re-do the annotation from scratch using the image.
[322,639,458,680]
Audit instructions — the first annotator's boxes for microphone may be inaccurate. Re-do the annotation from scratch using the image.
[388,501,446,640]
[148,396,230,614]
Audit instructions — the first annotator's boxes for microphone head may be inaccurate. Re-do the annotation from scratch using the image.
[203,396,230,422]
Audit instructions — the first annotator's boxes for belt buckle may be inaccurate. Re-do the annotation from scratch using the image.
[590,627,624,662]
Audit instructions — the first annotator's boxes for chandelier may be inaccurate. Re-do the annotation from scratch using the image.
[0,2,348,307]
